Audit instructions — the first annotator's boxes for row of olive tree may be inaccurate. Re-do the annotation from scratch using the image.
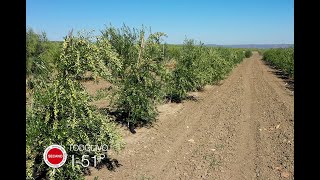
[101,25,245,131]
[26,25,245,179]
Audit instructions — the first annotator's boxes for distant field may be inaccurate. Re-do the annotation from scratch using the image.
[205,44,294,49]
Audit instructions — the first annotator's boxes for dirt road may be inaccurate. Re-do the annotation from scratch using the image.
[86,52,294,180]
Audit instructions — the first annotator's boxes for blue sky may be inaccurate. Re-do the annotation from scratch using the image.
[26,0,294,45]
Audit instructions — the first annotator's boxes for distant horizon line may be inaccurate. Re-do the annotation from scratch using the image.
[176,43,293,45]
[48,40,293,46]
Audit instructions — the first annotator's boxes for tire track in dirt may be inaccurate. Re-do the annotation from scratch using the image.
[250,53,294,180]
[86,52,294,180]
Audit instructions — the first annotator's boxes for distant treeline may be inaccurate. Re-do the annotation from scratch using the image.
[205,44,294,49]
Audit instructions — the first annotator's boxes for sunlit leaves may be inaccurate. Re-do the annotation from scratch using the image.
[26,32,124,179]
[103,25,168,127]
[166,40,245,102]
[263,48,294,78]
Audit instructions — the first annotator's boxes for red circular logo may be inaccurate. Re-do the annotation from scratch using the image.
[43,145,67,168]
[47,148,63,164]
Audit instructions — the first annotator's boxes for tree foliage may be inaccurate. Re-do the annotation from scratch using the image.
[263,48,294,78]
[244,50,253,58]
[26,33,124,179]
[166,40,245,102]
[102,25,168,128]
